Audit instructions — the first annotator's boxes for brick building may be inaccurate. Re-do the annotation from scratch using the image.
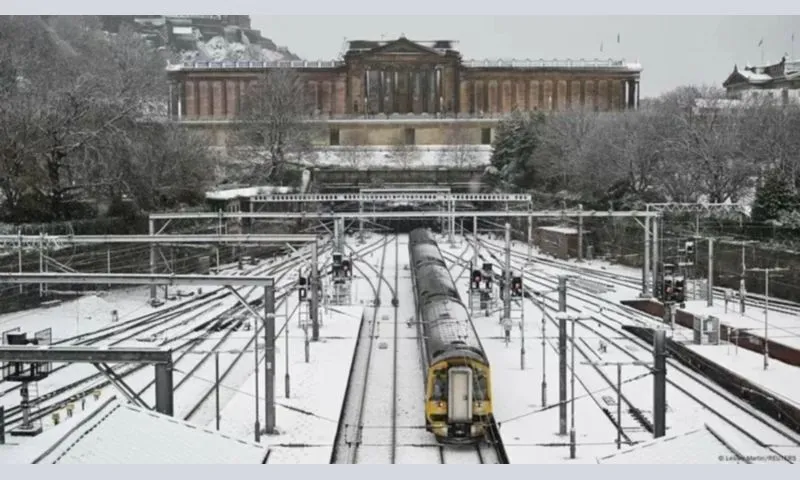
[166,36,643,146]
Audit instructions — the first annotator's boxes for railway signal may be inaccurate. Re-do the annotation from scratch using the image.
[511,275,523,297]
[471,270,482,290]
[298,275,308,301]
[341,259,352,278]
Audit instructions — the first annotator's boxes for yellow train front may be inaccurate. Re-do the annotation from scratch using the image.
[408,228,493,444]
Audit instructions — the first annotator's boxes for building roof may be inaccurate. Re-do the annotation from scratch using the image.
[2,398,270,464]
[723,57,800,89]
[596,425,745,464]
[166,36,641,73]
[205,185,296,201]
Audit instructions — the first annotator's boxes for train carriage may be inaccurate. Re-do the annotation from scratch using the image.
[408,228,493,443]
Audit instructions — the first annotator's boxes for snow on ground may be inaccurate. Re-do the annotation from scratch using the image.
[438,237,800,464]
[686,341,800,409]
[310,146,492,170]
[678,299,800,350]
[0,288,180,343]
[477,235,800,408]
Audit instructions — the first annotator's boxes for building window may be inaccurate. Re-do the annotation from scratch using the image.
[405,128,415,145]
[481,128,492,145]
[330,128,340,146]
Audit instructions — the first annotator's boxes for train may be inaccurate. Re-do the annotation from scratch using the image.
[408,228,493,444]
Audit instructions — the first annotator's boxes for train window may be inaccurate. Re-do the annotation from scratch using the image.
[432,371,448,401]
[473,372,489,401]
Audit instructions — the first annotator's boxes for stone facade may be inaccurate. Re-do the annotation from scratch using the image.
[166,37,643,146]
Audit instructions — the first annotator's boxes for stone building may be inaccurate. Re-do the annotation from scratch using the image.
[166,36,643,146]
[722,57,800,104]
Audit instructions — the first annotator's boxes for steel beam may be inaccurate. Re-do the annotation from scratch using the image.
[0,273,275,287]
[0,234,317,247]
[150,210,660,221]
[0,346,171,363]
[249,193,532,203]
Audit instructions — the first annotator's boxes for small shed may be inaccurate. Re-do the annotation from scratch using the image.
[533,225,589,260]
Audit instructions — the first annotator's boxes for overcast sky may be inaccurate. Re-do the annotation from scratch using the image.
[251,15,800,98]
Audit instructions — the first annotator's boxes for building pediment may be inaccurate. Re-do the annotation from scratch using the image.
[348,37,446,61]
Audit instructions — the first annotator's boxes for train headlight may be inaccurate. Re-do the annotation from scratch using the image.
[438,402,444,408]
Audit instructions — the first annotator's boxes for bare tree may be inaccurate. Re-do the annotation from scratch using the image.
[438,123,477,167]
[389,138,420,169]
[340,129,371,169]
[0,16,168,220]
[227,68,319,185]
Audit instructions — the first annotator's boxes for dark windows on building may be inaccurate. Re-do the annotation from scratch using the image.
[329,128,340,146]
[404,128,415,145]
[480,128,492,145]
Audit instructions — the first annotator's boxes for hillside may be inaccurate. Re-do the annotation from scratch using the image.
[97,15,300,63]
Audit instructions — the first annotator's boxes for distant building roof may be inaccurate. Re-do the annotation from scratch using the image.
[596,425,745,464]
[205,185,296,201]
[1,398,270,464]
[723,57,800,90]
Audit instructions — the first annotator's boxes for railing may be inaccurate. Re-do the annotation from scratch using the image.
[462,58,642,70]
[167,58,642,71]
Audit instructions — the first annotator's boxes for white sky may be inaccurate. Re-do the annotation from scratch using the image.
[251,15,800,98]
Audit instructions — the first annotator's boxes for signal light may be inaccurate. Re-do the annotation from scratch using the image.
[511,276,523,297]
[342,259,351,277]
[298,275,308,301]
[471,270,482,290]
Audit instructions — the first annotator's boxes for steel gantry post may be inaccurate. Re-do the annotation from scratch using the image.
[503,223,512,322]
[149,219,157,303]
[653,329,667,438]
[557,277,567,435]
[577,204,584,261]
[642,216,650,297]
[311,239,320,341]
[264,284,276,434]
[707,238,714,307]
[652,218,659,300]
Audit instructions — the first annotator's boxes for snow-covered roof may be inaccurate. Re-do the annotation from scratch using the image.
[1,398,269,464]
[205,185,295,201]
[309,145,491,169]
[168,58,642,72]
[596,426,743,464]
[537,225,580,235]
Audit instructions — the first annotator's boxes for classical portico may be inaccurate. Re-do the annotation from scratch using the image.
[345,37,459,116]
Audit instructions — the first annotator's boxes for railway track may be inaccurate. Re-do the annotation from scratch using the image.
[463,238,800,464]
[0,248,322,432]
[0,248,318,400]
[332,234,391,463]
[477,228,800,316]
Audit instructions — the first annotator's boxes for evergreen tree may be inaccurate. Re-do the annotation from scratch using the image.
[751,168,799,223]
[489,110,545,189]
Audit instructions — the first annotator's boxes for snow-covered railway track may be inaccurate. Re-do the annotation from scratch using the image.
[331,235,393,463]
[472,239,800,464]
[0,247,323,433]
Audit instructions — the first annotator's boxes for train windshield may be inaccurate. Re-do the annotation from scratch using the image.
[432,371,448,401]
[473,371,489,401]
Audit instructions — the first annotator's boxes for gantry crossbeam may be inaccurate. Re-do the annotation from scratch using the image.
[646,203,747,215]
[0,346,171,363]
[0,273,275,287]
[0,234,317,248]
[150,210,660,221]
[248,193,533,203]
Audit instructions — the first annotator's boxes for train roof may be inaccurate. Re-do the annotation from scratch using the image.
[408,229,487,364]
